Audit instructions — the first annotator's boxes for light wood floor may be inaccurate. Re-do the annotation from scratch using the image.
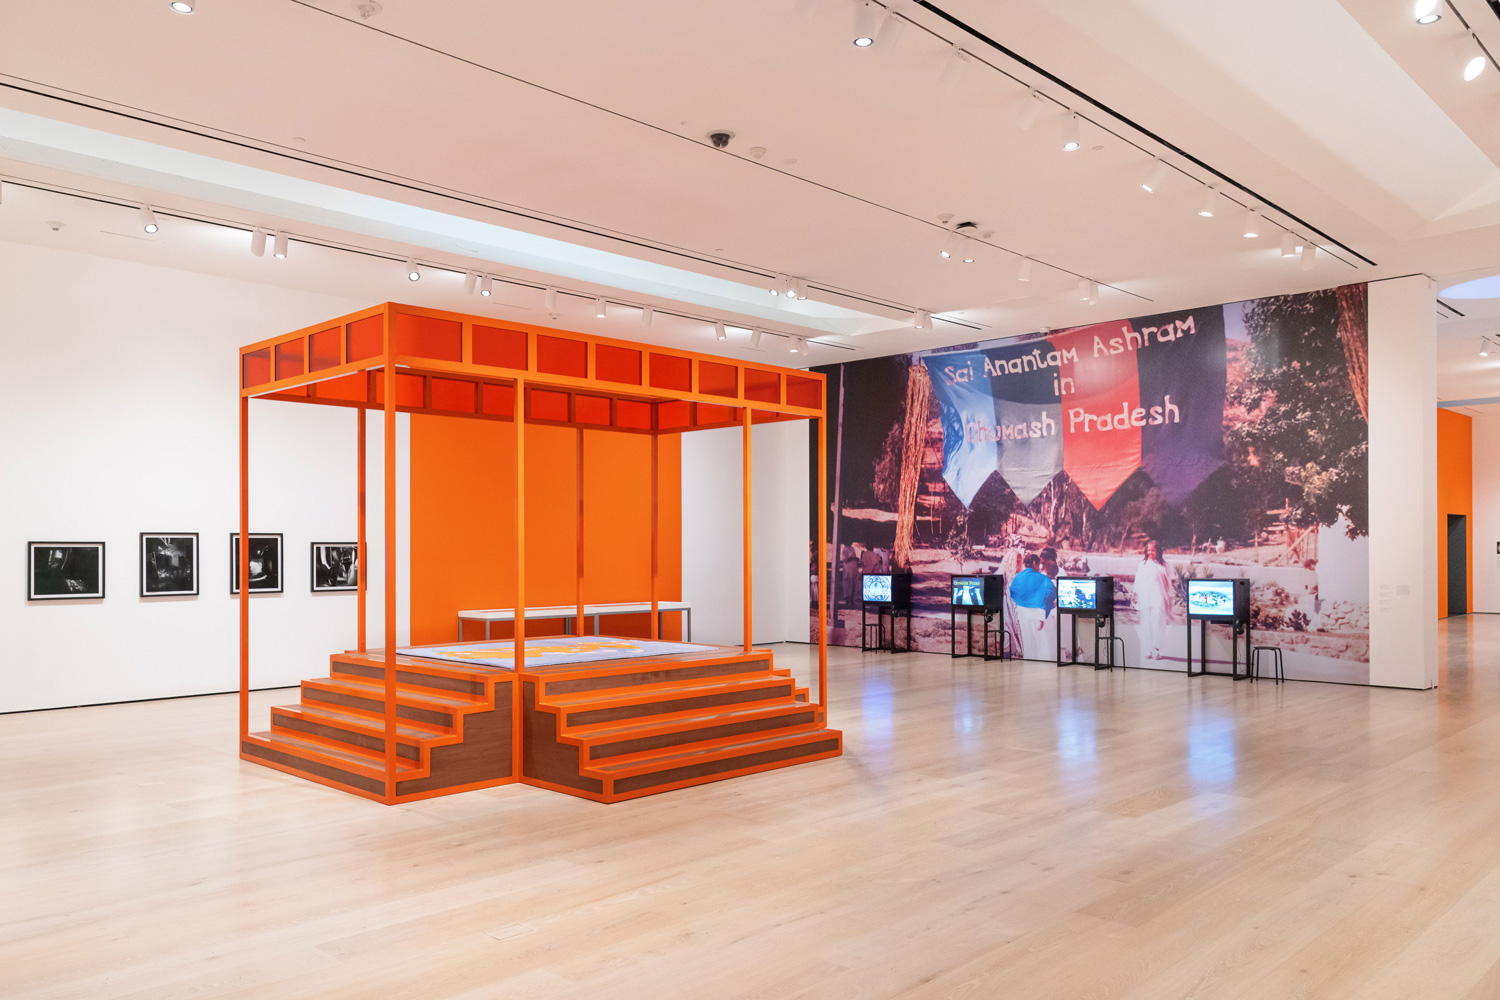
[5,619,1500,999]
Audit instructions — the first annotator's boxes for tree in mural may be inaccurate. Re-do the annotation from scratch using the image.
[1231,287,1369,538]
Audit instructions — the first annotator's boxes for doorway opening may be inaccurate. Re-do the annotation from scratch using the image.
[1447,513,1468,617]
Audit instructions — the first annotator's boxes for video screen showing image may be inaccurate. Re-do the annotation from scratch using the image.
[951,576,984,607]
[1188,579,1236,617]
[863,574,893,604]
[1056,578,1098,611]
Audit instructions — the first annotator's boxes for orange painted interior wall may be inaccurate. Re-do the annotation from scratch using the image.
[409,415,682,645]
[1437,407,1473,619]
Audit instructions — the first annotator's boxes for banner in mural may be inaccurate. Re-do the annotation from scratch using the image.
[814,285,1371,684]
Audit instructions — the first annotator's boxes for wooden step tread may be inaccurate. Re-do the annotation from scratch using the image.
[248,731,421,775]
[567,701,820,742]
[305,675,487,709]
[585,728,841,778]
[333,652,509,682]
[542,673,792,709]
[273,704,449,741]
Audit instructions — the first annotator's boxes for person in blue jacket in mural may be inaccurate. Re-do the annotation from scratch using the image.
[1010,553,1057,661]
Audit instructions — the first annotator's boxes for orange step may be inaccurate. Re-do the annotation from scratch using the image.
[245,730,422,781]
[588,728,843,800]
[544,674,799,728]
[567,701,824,763]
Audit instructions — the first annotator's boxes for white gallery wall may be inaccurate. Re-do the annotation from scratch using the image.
[680,420,811,647]
[1470,404,1500,613]
[0,241,409,713]
[1367,275,1439,689]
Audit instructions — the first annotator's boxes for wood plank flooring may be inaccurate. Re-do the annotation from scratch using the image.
[3,618,1499,999]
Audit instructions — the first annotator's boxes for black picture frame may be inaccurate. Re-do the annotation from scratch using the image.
[28,541,106,601]
[140,533,199,597]
[230,533,284,594]
[310,542,358,592]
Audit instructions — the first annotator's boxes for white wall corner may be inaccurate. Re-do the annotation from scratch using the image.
[1367,275,1439,689]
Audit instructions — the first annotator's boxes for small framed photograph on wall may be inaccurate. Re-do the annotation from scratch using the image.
[311,542,358,592]
[28,542,106,600]
[230,533,283,594]
[140,533,199,597]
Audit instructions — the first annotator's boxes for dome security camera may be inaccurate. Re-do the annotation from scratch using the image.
[706,130,735,149]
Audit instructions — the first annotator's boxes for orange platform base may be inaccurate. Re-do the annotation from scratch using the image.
[240,640,841,804]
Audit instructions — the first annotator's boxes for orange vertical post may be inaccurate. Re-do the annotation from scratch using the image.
[356,406,367,652]
[817,415,828,709]
[650,431,659,640]
[382,307,398,803]
[238,394,249,740]
[575,428,585,637]
[742,406,753,653]
[513,378,526,776]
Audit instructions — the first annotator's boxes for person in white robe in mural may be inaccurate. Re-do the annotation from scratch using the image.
[1133,538,1174,662]
[1010,553,1057,660]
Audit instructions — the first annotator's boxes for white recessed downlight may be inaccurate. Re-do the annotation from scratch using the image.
[169,1,195,13]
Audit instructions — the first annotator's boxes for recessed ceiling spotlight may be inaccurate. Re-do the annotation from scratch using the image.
[1141,158,1170,193]
[1015,89,1045,130]
[1197,186,1218,218]
[169,1,195,13]
[273,231,288,258]
[1415,0,1442,23]
[250,227,267,257]
[853,0,877,46]
[1062,114,1081,152]
[1242,207,1260,238]
[405,257,420,281]
[1460,33,1487,81]
[139,204,159,233]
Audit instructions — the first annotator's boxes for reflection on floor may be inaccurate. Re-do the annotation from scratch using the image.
[3,617,1498,998]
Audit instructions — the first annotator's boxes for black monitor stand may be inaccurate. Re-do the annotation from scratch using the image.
[1186,618,1252,680]
[1056,609,1118,670]
[951,606,1007,660]
[862,602,913,653]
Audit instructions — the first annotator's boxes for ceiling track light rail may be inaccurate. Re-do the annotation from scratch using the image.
[905,0,1374,267]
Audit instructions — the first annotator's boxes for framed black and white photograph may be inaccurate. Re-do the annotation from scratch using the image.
[140,533,198,597]
[230,533,283,594]
[28,542,106,601]
[311,542,358,592]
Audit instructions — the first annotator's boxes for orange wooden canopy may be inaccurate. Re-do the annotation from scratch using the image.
[237,302,830,803]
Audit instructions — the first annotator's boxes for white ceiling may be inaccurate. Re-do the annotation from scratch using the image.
[3,0,1500,386]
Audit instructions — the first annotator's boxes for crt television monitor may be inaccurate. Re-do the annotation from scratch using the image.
[1187,578,1248,621]
[1056,577,1097,611]
[1057,576,1114,616]
[862,573,892,605]
[952,575,984,607]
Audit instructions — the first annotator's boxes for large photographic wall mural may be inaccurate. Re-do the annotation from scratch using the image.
[812,283,1371,684]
